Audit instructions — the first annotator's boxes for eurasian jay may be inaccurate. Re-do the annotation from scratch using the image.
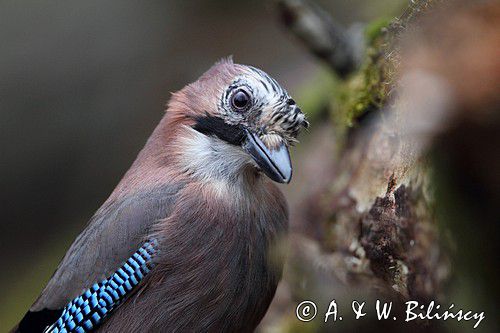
[14,58,308,333]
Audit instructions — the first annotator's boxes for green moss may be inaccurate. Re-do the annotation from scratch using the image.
[293,17,394,148]
[327,17,392,142]
[334,59,380,123]
[365,17,391,44]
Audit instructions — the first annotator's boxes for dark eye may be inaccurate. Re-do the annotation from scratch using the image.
[231,90,251,111]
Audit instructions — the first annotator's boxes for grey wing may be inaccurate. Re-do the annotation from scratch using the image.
[30,183,182,312]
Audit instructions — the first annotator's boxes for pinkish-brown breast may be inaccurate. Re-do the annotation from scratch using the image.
[99,177,288,333]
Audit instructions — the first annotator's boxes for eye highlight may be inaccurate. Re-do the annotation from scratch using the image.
[230,89,251,111]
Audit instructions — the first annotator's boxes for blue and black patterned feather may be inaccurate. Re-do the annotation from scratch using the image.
[43,239,158,333]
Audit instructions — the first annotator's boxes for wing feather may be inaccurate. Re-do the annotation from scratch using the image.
[33,183,182,311]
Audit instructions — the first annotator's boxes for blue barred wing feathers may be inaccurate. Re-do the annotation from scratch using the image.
[45,239,158,333]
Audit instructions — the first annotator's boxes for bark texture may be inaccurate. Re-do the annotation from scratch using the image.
[260,1,500,331]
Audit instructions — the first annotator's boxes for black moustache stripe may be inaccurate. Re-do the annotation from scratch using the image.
[192,114,246,146]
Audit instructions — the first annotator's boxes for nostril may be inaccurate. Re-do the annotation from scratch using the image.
[287,98,296,105]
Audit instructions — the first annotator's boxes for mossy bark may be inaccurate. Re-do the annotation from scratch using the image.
[292,0,449,301]
[261,0,500,331]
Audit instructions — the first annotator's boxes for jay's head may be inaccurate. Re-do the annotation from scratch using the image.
[166,58,308,184]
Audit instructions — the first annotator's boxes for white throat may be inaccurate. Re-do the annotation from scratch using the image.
[177,126,256,185]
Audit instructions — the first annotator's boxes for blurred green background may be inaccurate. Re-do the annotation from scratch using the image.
[0,0,404,330]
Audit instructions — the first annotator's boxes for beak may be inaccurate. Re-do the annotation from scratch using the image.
[242,129,292,184]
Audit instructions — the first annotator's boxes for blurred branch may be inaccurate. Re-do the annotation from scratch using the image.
[277,0,363,77]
